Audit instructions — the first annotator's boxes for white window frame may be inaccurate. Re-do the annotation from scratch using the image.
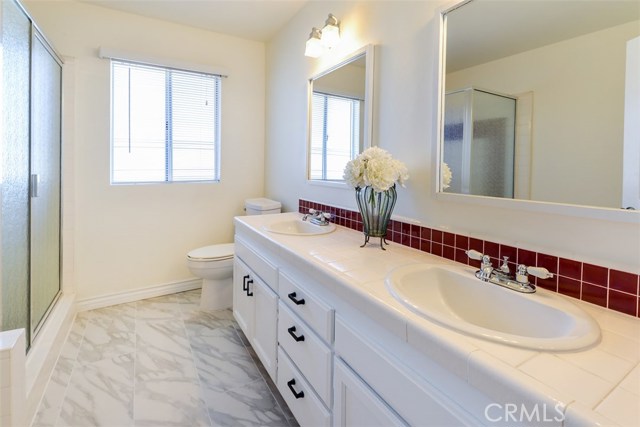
[109,59,223,185]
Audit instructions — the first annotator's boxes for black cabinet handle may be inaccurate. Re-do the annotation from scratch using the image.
[287,379,304,399]
[246,279,253,297]
[287,326,305,342]
[242,275,250,291]
[287,292,305,305]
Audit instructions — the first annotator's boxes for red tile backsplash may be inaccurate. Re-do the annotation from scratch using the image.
[299,199,640,318]
[559,258,582,280]
[610,269,639,295]
[583,263,608,287]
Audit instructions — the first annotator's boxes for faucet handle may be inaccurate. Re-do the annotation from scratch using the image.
[466,249,484,261]
[308,208,317,214]
[322,212,331,219]
[516,264,554,283]
[527,266,554,279]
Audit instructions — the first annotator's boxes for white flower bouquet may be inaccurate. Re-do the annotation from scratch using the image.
[343,147,409,192]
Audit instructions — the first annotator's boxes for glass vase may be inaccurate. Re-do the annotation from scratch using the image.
[355,184,397,250]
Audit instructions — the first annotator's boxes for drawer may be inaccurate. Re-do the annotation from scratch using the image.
[277,346,331,427]
[235,237,278,291]
[279,271,334,343]
[278,302,332,406]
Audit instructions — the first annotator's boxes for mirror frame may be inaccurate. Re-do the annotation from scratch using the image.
[435,0,638,223]
[306,44,375,188]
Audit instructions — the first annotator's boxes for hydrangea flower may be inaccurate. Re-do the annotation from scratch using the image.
[441,162,452,189]
[343,147,409,192]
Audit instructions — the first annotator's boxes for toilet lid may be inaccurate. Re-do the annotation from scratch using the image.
[187,243,235,260]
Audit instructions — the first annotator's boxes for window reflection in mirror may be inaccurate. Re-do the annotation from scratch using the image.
[440,0,640,209]
[308,45,373,183]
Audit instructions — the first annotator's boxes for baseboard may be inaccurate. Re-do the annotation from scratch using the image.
[75,278,202,313]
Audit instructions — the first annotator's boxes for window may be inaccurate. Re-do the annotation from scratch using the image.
[309,92,362,181]
[110,61,221,183]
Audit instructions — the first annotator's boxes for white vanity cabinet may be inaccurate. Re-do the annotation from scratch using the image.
[233,218,482,427]
[232,238,278,381]
[333,359,407,427]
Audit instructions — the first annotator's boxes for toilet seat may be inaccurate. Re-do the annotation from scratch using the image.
[187,243,234,261]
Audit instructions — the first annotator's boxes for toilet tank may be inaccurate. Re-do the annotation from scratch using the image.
[245,198,281,215]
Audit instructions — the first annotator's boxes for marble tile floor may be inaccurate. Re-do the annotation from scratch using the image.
[32,289,298,427]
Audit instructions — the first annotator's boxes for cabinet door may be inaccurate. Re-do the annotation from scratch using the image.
[333,359,407,427]
[252,277,278,381]
[232,259,254,338]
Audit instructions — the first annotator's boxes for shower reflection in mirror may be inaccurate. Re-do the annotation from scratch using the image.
[442,87,517,198]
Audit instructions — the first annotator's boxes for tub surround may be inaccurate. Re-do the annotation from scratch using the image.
[236,211,639,426]
[299,199,640,319]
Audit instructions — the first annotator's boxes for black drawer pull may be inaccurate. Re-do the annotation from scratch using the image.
[287,292,305,305]
[242,275,250,291]
[287,379,304,399]
[287,326,305,342]
[246,279,253,297]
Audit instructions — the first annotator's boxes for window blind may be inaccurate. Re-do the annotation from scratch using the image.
[310,92,361,180]
[111,61,221,184]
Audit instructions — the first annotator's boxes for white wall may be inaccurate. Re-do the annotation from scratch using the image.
[265,0,640,273]
[446,20,640,208]
[24,0,266,300]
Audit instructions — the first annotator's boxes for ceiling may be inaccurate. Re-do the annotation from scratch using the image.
[446,0,640,72]
[78,0,309,42]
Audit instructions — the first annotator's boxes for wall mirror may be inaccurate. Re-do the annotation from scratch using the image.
[308,45,374,183]
[439,0,640,211]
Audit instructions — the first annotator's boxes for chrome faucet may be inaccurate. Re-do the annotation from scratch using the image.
[466,250,552,294]
[302,209,332,226]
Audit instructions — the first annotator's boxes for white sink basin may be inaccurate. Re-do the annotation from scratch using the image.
[264,220,336,236]
[385,264,600,351]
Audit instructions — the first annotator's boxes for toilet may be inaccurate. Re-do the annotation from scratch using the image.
[187,198,281,310]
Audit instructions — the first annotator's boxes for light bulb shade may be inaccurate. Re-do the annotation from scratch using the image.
[321,14,340,48]
[305,27,323,58]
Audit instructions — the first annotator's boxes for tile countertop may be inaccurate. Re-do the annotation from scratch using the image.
[234,212,640,427]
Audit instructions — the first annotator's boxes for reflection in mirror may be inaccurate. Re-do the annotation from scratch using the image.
[308,45,373,182]
[440,0,640,209]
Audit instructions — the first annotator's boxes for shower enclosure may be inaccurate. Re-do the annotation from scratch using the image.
[443,88,516,198]
[1,0,62,349]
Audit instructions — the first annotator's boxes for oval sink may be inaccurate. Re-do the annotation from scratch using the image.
[264,220,336,236]
[385,264,600,351]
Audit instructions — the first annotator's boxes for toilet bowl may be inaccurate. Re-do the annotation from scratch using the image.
[186,198,281,310]
[187,243,234,310]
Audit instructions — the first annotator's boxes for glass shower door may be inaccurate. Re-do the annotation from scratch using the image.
[1,0,31,342]
[443,88,516,198]
[30,30,62,335]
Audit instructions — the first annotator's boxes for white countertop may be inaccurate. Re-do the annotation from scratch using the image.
[235,212,640,426]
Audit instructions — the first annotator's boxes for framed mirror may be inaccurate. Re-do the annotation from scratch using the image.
[307,45,374,184]
[439,0,640,211]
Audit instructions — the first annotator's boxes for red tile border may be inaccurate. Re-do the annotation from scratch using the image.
[299,199,640,318]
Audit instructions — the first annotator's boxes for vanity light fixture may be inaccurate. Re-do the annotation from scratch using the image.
[304,14,341,57]
[304,27,323,58]
[320,14,340,48]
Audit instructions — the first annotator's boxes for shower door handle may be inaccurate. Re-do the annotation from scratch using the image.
[30,174,39,198]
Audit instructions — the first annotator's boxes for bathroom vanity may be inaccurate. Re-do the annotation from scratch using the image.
[233,212,639,427]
